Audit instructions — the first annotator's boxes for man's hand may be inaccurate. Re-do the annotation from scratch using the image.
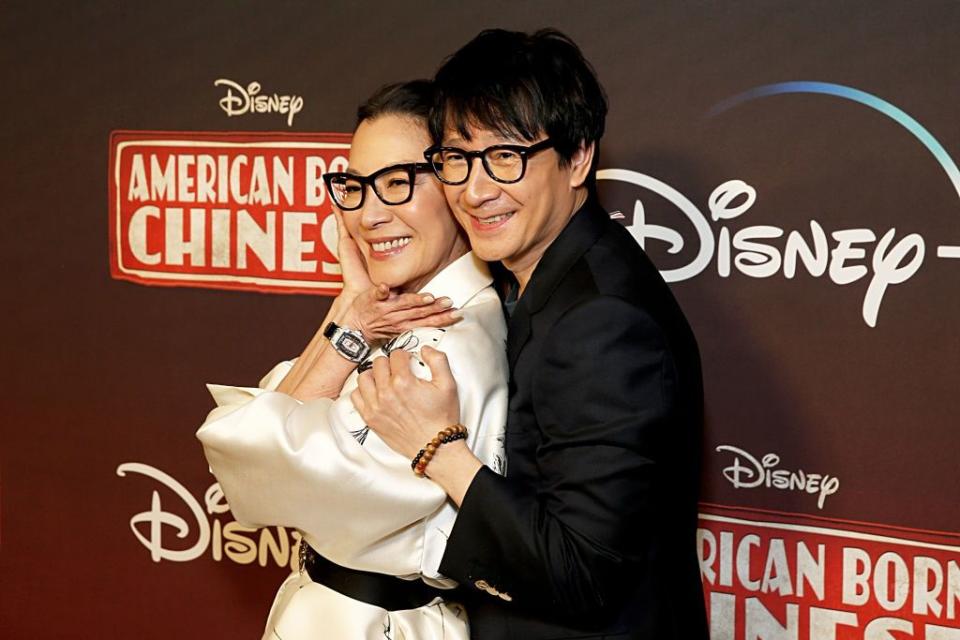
[351,347,461,459]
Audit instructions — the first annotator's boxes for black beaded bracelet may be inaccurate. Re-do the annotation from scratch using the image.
[409,431,465,471]
[441,431,467,445]
[411,449,428,471]
[412,424,469,477]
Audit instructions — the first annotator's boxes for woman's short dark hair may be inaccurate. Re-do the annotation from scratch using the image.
[430,29,608,177]
[356,80,435,126]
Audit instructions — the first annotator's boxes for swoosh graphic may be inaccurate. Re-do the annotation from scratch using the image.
[708,81,960,204]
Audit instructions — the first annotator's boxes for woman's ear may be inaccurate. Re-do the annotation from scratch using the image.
[567,141,596,189]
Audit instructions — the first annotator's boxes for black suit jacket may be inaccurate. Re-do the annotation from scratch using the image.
[439,197,708,639]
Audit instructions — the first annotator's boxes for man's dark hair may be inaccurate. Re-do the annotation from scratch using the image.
[357,79,435,126]
[430,29,608,184]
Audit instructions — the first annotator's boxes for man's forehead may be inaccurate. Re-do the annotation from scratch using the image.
[441,121,536,147]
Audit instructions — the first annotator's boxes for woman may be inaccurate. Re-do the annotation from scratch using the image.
[196,81,508,640]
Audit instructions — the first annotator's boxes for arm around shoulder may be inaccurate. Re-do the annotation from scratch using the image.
[440,295,679,620]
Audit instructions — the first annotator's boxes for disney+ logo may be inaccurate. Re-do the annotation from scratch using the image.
[598,82,960,328]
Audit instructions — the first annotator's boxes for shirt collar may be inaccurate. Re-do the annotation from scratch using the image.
[417,251,493,309]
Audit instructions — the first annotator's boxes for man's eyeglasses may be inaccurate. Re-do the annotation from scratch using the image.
[424,139,555,185]
[322,163,434,211]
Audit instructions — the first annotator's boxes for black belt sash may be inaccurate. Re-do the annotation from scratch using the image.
[302,543,442,611]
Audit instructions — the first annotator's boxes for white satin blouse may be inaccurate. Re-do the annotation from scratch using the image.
[196,252,508,639]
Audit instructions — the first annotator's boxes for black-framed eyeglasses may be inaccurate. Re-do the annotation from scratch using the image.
[322,163,434,211]
[424,139,555,185]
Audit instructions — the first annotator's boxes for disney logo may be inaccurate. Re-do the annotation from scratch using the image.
[715,444,840,509]
[117,461,298,567]
[599,170,929,328]
[214,78,304,127]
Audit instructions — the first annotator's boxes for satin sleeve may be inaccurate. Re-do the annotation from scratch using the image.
[196,291,507,582]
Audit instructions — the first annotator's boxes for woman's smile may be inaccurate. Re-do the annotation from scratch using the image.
[366,236,413,260]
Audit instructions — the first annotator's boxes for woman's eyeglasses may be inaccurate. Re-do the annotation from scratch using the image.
[323,163,434,211]
[424,139,554,185]
[324,139,555,210]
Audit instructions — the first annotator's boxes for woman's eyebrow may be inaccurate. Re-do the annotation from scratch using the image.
[347,159,424,175]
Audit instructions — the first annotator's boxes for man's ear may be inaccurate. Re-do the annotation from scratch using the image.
[567,141,596,189]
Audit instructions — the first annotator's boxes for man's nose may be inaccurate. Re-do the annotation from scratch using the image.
[463,157,501,207]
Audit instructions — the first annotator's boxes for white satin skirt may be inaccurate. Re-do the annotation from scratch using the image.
[261,571,469,640]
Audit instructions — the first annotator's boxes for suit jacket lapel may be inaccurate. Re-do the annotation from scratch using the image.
[506,299,532,371]
[505,197,608,371]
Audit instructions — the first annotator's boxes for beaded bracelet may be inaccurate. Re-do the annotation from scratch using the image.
[411,424,468,477]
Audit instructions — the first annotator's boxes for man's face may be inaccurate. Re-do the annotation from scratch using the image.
[439,124,589,278]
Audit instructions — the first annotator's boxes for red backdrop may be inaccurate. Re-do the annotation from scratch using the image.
[2,1,959,637]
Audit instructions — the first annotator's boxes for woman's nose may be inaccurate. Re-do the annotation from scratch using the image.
[359,191,394,229]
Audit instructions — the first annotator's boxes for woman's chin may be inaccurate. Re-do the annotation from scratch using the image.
[368,270,407,292]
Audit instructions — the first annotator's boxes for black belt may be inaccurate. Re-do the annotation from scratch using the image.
[302,543,443,611]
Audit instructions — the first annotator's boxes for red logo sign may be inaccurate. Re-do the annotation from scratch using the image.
[109,130,351,295]
[699,505,960,638]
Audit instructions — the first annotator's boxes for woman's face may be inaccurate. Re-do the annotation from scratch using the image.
[342,114,467,292]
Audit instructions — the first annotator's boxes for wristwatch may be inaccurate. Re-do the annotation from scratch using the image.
[323,322,371,363]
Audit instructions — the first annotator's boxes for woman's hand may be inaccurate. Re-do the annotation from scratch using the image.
[332,208,462,342]
[334,208,374,299]
[342,286,460,342]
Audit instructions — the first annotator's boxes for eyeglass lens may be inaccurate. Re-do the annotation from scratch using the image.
[429,148,525,184]
[328,167,414,210]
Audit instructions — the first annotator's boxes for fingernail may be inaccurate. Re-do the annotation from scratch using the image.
[450,309,462,318]
[440,298,453,308]
[422,295,435,303]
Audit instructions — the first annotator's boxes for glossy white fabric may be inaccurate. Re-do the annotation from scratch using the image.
[196,252,508,640]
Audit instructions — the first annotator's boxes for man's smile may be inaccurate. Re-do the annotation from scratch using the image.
[467,211,515,233]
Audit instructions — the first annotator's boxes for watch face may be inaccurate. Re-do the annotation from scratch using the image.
[338,334,363,359]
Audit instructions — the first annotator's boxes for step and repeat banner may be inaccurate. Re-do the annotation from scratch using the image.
[3,1,959,638]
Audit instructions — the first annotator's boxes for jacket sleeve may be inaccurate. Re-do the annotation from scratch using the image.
[439,295,676,619]
[195,353,451,574]
[195,311,508,580]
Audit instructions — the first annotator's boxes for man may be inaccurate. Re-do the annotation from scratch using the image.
[352,29,708,639]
